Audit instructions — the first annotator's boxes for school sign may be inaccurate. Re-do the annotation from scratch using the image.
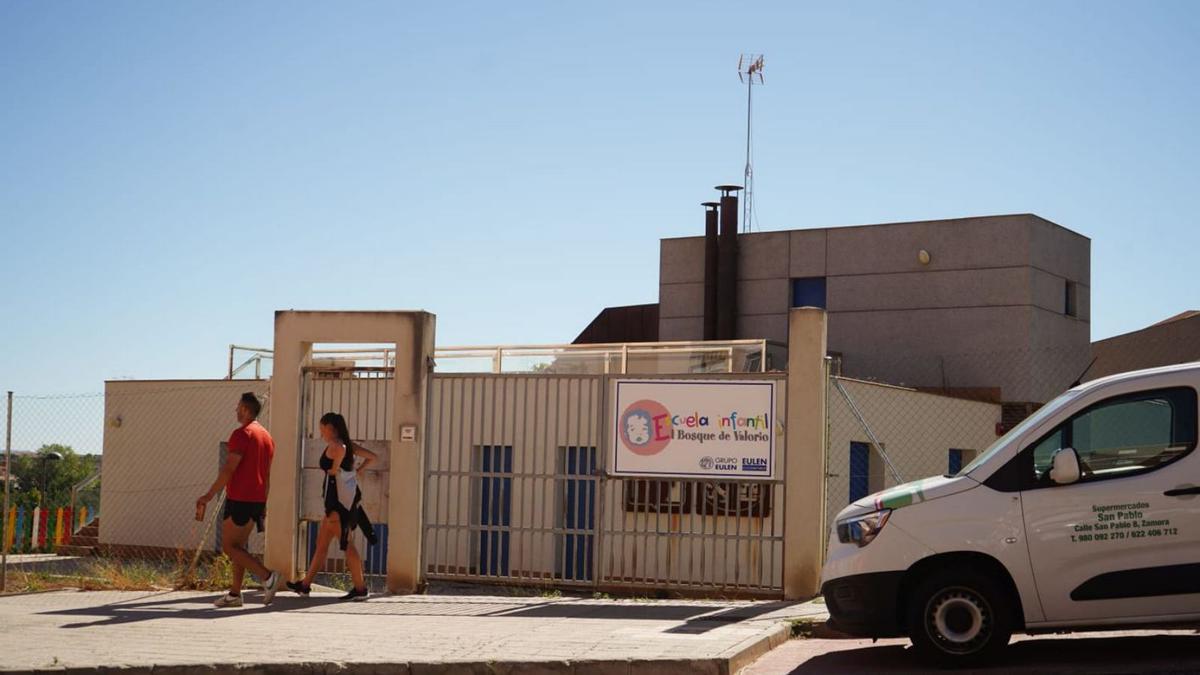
[611,379,777,480]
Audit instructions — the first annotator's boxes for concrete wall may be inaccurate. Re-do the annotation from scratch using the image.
[825,377,1001,528]
[100,380,270,552]
[660,214,1091,402]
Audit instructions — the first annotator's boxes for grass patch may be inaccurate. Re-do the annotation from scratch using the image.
[789,618,820,639]
[3,554,246,594]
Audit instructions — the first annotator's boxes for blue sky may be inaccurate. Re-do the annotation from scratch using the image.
[2,1,1198,395]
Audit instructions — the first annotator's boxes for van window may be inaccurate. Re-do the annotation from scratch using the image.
[958,388,1080,476]
[1029,387,1197,486]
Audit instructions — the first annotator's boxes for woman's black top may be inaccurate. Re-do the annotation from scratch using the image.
[319,444,355,515]
[318,444,375,550]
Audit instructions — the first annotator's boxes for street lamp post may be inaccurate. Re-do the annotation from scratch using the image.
[38,451,62,511]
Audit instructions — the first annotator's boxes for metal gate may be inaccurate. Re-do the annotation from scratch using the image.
[422,373,787,597]
[296,366,393,581]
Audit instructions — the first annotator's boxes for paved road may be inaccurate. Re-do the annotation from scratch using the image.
[744,629,1200,674]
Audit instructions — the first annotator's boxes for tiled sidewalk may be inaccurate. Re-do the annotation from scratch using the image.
[0,589,809,673]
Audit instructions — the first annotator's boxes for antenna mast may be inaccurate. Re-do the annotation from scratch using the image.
[737,54,764,233]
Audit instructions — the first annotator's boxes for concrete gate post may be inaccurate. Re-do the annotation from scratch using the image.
[783,307,828,600]
[265,311,435,594]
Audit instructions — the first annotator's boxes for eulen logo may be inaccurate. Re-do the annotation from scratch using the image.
[620,399,672,456]
[698,456,715,470]
[742,457,768,472]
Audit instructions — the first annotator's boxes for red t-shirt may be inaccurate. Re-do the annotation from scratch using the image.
[226,421,275,503]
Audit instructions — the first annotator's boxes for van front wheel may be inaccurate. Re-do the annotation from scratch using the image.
[906,569,1013,667]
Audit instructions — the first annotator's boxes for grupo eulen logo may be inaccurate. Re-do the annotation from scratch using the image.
[698,456,715,470]
[620,399,672,456]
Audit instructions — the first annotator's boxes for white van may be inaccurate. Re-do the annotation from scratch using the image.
[820,361,1200,666]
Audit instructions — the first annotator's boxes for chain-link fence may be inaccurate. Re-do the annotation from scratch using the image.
[822,346,1098,543]
[1,381,269,592]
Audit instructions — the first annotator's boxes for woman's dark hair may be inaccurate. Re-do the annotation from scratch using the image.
[319,412,353,450]
[240,392,263,418]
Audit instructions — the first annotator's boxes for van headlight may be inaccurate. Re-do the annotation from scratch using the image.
[836,509,892,547]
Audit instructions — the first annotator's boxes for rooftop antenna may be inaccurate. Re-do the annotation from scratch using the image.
[737,54,764,233]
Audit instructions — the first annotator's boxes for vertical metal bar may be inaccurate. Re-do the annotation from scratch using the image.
[585,379,597,587]
[505,377,517,579]
[594,448,605,587]
[438,377,452,577]
[521,377,532,580]
[533,378,546,582]
[735,482,743,589]
[2,391,12,592]
[228,345,235,379]
[594,377,607,589]
[463,377,476,576]
[761,340,768,373]
[486,376,499,577]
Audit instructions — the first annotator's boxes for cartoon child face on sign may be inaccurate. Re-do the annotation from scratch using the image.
[625,411,651,445]
[619,399,671,456]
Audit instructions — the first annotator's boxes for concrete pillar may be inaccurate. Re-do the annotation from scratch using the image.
[387,313,434,593]
[783,307,828,600]
[263,311,435,594]
[264,335,311,576]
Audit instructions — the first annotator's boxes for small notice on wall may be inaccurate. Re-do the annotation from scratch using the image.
[611,379,777,480]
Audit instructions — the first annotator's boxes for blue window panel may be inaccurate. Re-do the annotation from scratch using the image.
[792,277,827,309]
[948,448,964,475]
[478,445,512,577]
[849,442,871,503]
[562,446,596,582]
[365,524,388,575]
[306,521,319,567]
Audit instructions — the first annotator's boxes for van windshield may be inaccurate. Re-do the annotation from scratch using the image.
[954,388,1082,476]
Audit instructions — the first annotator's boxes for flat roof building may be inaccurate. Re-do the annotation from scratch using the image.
[583,212,1092,407]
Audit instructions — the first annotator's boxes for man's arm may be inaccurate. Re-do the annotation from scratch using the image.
[197,453,243,507]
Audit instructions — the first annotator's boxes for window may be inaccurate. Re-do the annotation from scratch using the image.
[948,449,976,474]
[849,442,870,502]
[1026,387,1197,487]
[1065,280,1078,317]
[473,445,512,576]
[792,277,827,309]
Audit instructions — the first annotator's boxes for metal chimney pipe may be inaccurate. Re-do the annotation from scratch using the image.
[702,202,720,341]
[715,185,742,340]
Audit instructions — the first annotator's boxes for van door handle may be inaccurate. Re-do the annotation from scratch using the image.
[1164,486,1200,497]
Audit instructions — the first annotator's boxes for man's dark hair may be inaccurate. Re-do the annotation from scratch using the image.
[240,392,263,419]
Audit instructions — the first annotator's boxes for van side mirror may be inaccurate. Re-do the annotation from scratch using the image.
[1049,448,1081,485]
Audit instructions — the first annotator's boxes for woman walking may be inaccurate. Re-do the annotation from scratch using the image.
[288,412,377,601]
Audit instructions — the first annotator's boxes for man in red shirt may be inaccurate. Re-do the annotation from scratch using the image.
[197,392,281,607]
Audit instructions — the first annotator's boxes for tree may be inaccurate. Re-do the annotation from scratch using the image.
[8,445,100,512]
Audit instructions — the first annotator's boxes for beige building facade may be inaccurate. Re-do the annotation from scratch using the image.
[659,214,1091,404]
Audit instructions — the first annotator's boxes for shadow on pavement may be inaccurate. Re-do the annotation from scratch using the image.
[41,593,792,630]
[43,592,346,628]
[788,633,1200,674]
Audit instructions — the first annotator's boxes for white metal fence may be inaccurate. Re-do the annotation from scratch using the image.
[421,373,788,597]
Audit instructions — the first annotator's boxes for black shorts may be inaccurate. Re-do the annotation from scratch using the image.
[224,499,266,532]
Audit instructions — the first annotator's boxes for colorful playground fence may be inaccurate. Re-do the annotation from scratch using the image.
[2,505,91,553]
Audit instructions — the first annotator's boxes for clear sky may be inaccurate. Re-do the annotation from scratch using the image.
[2,1,1198,395]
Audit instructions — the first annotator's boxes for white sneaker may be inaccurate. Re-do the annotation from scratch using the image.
[261,571,281,605]
[213,593,243,608]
